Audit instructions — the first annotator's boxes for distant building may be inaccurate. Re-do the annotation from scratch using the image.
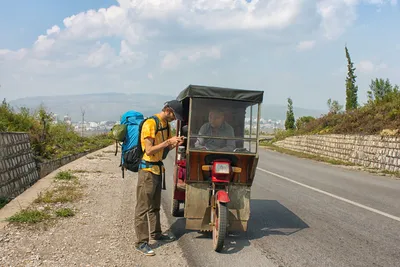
[64,115,72,125]
[52,114,58,124]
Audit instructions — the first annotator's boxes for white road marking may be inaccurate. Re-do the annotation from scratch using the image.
[257,167,400,223]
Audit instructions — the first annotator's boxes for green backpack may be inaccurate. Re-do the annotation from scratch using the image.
[111,124,127,156]
[111,124,127,142]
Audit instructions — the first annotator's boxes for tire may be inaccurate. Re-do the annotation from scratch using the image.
[212,200,228,252]
[172,199,180,217]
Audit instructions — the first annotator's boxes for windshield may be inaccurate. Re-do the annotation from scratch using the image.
[187,98,259,154]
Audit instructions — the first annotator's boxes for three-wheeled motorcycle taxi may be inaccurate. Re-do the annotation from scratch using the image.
[171,85,264,252]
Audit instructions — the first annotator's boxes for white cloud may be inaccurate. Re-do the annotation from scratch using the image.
[357,60,388,73]
[116,0,301,30]
[85,43,115,68]
[62,6,146,45]
[0,49,27,61]
[46,25,60,35]
[1,0,398,101]
[160,45,221,70]
[316,0,397,40]
[33,35,56,56]
[296,40,316,51]
[184,0,302,30]
[117,0,184,18]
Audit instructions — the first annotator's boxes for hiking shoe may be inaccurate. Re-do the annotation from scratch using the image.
[150,233,175,244]
[136,242,155,256]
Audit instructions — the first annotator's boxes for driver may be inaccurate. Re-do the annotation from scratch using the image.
[194,108,236,151]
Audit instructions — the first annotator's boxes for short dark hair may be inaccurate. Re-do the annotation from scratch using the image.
[209,107,224,114]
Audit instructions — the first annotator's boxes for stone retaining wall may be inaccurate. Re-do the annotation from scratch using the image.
[0,132,40,199]
[274,134,400,172]
[0,132,98,201]
[36,150,93,178]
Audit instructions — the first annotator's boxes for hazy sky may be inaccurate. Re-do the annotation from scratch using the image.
[1,0,399,110]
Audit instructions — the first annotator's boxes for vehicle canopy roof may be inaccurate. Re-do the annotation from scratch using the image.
[176,84,264,103]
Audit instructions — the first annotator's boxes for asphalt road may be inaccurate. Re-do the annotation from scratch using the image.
[161,147,400,267]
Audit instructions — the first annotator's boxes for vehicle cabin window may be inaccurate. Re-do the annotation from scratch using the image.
[187,98,256,153]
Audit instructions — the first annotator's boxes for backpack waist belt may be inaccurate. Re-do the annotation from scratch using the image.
[140,160,166,190]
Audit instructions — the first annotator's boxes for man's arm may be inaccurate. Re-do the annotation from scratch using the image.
[225,124,236,150]
[142,120,170,156]
[144,138,170,156]
[194,124,207,147]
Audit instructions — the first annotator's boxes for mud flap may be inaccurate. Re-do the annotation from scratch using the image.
[216,190,230,203]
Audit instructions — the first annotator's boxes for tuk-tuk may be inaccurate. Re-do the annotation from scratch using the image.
[171,85,264,252]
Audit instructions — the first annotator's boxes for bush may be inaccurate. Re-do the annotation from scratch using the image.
[1,99,114,160]
[267,82,400,140]
[282,92,400,136]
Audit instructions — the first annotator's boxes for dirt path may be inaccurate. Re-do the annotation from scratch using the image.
[0,145,189,267]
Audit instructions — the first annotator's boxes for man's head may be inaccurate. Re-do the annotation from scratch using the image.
[208,108,225,128]
[162,100,184,122]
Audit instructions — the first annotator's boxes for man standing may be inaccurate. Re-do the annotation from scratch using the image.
[135,100,184,256]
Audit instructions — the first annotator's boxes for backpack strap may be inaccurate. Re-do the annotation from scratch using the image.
[150,115,170,141]
[140,116,170,159]
[140,160,166,190]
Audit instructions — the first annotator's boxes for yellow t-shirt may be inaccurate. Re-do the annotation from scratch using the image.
[140,114,172,175]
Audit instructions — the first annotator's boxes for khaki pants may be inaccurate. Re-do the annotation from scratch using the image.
[135,169,162,245]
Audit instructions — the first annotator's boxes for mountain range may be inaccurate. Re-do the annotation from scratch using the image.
[9,92,326,122]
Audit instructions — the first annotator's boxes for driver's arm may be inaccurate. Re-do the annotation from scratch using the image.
[225,125,236,150]
[194,124,206,147]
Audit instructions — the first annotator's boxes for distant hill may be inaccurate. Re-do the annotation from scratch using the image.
[9,93,326,122]
[262,104,326,121]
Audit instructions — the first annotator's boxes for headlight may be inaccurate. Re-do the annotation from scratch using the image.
[214,163,230,174]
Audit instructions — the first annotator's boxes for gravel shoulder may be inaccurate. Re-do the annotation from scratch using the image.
[0,145,189,267]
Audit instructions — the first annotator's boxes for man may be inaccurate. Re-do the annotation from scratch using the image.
[135,100,184,256]
[194,108,236,151]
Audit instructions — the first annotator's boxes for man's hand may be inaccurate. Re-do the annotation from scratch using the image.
[168,136,184,147]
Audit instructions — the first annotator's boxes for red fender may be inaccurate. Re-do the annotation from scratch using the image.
[216,190,230,203]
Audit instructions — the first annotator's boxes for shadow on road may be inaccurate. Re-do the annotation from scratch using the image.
[163,199,309,254]
[246,199,309,240]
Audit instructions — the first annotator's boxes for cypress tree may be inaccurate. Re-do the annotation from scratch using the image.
[345,45,358,110]
[285,97,295,130]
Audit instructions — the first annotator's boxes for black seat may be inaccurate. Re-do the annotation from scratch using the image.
[204,154,238,166]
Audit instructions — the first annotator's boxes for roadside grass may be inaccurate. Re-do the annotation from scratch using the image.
[0,197,10,209]
[34,184,83,204]
[54,171,76,181]
[7,209,51,223]
[6,170,82,225]
[55,208,75,217]
[261,141,400,178]
[367,169,400,178]
[71,169,102,173]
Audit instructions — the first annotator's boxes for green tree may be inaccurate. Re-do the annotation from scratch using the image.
[327,98,343,114]
[367,78,399,103]
[285,97,295,130]
[345,46,358,111]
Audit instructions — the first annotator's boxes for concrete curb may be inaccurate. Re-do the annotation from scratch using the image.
[0,145,114,230]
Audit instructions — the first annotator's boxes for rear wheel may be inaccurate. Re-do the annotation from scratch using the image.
[212,200,228,252]
[172,199,180,217]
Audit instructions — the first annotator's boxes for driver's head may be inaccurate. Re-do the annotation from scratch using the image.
[208,108,225,128]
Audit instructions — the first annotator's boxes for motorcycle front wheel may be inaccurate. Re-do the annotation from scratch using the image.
[212,200,228,252]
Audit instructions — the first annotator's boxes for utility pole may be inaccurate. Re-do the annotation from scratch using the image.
[81,107,85,137]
